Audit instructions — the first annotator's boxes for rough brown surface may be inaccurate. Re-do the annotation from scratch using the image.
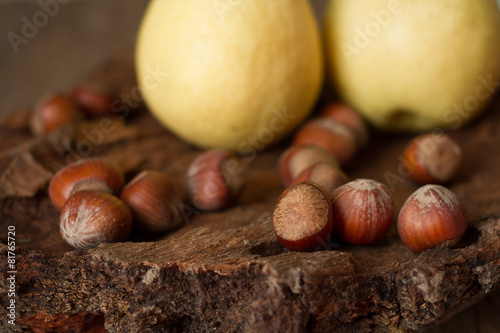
[0,55,499,332]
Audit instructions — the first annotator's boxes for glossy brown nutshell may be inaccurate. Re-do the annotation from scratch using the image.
[60,190,133,249]
[185,149,246,211]
[120,170,183,234]
[292,162,349,194]
[398,184,467,253]
[402,133,462,184]
[49,158,125,210]
[273,181,333,252]
[321,103,369,148]
[278,145,339,187]
[330,179,394,245]
[292,117,357,166]
[30,93,84,135]
[71,86,114,118]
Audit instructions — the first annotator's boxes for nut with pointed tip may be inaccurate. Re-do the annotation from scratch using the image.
[273,181,333,252]
[279,145,339,187]
[397,184,467,253]
[321,103,369,148]
[71,86,114,118]
[292,162,349,193]
[292,117,357,166]
[402,133,462,185]
[330,179,394,245]
[30,94,84,135]
[120,170,184,234]
[185,149,246,211]
[49,158,125,210]
[60,190,133,249]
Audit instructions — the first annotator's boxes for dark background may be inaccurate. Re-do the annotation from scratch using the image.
[0,1,499,332]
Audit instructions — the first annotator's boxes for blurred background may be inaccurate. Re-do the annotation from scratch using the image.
[0,0,499,332]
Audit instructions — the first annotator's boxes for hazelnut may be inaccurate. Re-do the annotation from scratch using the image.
[321,103,369,148]
[273,181,333,252]
[120,170,183,234]
[292,117,357,166]
[402,133,462,185]
[30,94,84,135]
[49,158,125,210]
[397,184,467,253]
[292,162,349,193]
[71,86,114,118]
[60,190,133,249]
[185,149,246,211]
[278,145,339,187]
[330,179,394,245]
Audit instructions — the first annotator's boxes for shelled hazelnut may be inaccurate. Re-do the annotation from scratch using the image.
[273,181,333,252]
[60,190,133,249]
[185,149,246,211]
[278,145,339,187]
[120,170,183,234]
[402,133,462,185]
[292,117,357,166]
[30,93,84,135]
[49,158,125,210]
[292,162,349,193]
[330,179,394,245]
[321,103,369,148]
[397,184,467,253]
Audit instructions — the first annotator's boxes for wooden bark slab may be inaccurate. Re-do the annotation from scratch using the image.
[0,55,499,333]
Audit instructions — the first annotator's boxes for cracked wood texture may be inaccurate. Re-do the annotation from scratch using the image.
[0,52,499,333]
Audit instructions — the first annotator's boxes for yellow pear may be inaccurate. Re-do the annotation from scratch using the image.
[324,0,500,131]
[136,0,323,151]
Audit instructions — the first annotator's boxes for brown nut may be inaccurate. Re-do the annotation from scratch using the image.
[402,133,462,185]
[49,158,125,210]
[60,190,133,249]
[279,145,339,187]
[330,179,394,245]
[185,149,246,211]
[292,117,357,166]
[273,181,333,252]
[30,94,84,135]
[120,170,184,234]
[397,184,467,253]
[321,103,369,148]
[71,86,114,118]
[292,162,349,193]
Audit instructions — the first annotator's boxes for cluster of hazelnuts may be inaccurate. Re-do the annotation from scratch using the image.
[30,85,118,136]
[50,150,246,250]
[273,103,467,254]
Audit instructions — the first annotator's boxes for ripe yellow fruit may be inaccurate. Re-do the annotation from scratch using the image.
[136,0,323,151]
[324,0,500,131]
